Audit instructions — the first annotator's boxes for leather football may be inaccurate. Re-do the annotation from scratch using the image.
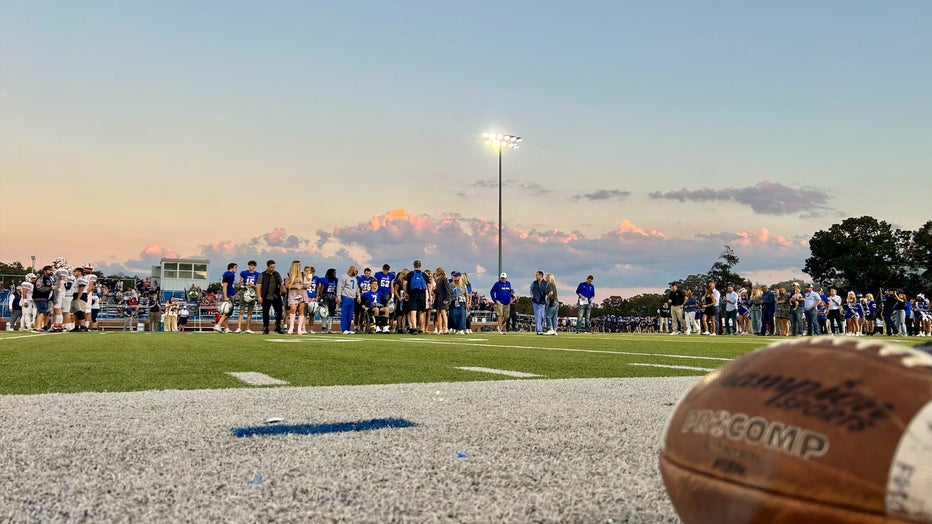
[659,337,932,524]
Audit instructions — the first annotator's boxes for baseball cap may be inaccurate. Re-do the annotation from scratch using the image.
[500,272,507,279]
[413,259,422,268]
[451,271,461,277]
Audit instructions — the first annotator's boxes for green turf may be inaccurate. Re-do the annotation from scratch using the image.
[0,331,925,395]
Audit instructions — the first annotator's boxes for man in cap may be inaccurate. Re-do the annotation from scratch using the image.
[490,272,514,334]
[803,283,822,336]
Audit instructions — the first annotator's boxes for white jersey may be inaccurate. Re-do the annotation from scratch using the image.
[74,276,90,299]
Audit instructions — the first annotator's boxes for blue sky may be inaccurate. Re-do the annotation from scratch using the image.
[2,1,930,298]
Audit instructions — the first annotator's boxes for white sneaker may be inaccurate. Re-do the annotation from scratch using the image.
[223,328,231,334]
[234,328,242,334]
[244,329,254,334]
[457,330,465,335]
[213,326,223,333]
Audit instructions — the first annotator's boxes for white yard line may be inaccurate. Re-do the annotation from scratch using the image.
[399,339,733,361]
[225,372,290,386]
[454,367,543,378]
[628,363,717,372]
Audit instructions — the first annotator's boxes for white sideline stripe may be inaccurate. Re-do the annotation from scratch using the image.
[455,367,542,378]
[629,363,716,372]
[0,333,61,341]
[398,339,732,361]
[225,372,289,386]
[265,338,362,343]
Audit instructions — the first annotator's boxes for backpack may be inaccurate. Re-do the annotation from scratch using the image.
[409,270,427,290]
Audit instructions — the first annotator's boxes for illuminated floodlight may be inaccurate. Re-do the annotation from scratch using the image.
[480,130,523,277]
[482,131,522,150]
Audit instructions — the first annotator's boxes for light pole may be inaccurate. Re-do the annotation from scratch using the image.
[481,131,521,277]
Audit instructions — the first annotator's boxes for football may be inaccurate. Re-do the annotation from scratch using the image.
[217,301,233,316]
[659,337,932,524]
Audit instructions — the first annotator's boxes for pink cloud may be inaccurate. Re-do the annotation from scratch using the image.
[141,244,179,259]
[263,227,288,246]
[617,219,666,239]
[732,227,794,248]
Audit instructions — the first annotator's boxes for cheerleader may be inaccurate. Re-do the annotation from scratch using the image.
[917,294,930,336]
[737,289,750,335]
[844,291,861,336]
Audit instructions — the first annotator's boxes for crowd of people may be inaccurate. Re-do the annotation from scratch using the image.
[5,256,929,338]
[659,282,930,337]
[204,259,597,336]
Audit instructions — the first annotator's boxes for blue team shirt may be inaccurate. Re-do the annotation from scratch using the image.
[374,271,395,298]
[575,282,595,303]
[490,281,514,304]
[222,271,236,297]
[240,270,260,287]
[362,290,380,308]
[357,275,372,294]
[305,275,320,299]
[321,277,337,296]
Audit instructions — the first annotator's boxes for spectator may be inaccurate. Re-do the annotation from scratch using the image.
[403,260,431,335]
[748,287,763,335]
[701,284,717,336]
[433,267,452,335]
[775,287,790,336]
[826,288,843,335]
[803,283,821,336]
[723,284,739,335]
[760,285,775,336]
[667,283,686,334]
[530,270,547,335]
[338,265,360,334]
[256,260,285,335]
[164,296,179,332]
[683,289,698,335]
[788,283,805,336]
[544,273,559,336]
[490,272,515,334]
[575,275,595,334]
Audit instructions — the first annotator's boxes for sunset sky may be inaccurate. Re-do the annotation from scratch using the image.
[2,1,930,299]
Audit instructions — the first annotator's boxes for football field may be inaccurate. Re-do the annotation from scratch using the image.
[1,332,924,522]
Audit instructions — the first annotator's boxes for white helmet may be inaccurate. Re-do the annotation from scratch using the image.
[25,273,37,280]
[218,300,233,316]
[243,288,257,302]
[52,256,68,269]
[318,304,329,318]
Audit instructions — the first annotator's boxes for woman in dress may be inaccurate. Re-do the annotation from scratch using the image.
[702,285,717,336]
[284,260,306,334]
[775,287,790,336]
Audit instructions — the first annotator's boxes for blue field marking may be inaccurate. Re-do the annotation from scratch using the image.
[232,417,417,438]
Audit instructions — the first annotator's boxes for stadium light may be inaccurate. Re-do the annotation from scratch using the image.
[481,131,522,277]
